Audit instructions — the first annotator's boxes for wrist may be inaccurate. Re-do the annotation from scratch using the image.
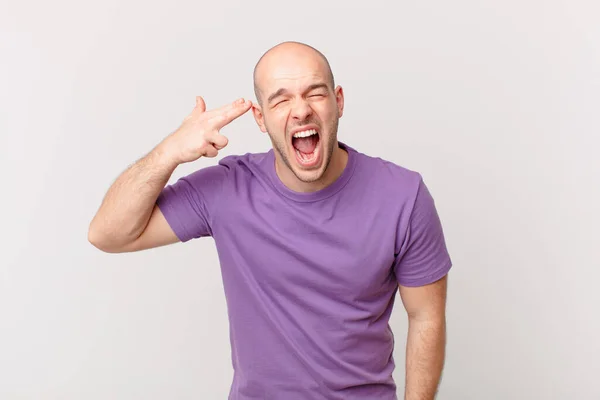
[152,140,180,170]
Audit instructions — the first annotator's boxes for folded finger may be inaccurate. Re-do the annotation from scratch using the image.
[209,132,229,150]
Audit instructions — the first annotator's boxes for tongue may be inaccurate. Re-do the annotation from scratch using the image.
[292,135,319,154]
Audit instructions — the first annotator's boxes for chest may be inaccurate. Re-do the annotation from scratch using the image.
[216,194,399,300]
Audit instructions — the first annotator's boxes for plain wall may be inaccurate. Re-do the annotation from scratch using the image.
[1,0,598,398]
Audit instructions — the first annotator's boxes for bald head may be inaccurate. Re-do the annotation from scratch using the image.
[253,42,335,106]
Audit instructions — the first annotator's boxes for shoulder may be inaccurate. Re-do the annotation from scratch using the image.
[214,149,272,186]
[182,150,270,182]
[218,149,271,173]
[350,144,424,200]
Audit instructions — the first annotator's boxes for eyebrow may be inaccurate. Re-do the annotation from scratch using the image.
[267,83,329,104]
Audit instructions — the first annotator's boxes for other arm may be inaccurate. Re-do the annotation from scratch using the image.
[399,275,448,400]
[393,177,452,399]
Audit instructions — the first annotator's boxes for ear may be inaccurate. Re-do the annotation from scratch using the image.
[334,86,345,118]
[252,101,268,133]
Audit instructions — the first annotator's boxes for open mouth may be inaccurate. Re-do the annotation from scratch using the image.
[291,128,321,167]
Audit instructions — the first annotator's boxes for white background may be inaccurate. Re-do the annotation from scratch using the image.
[1,0,598,398]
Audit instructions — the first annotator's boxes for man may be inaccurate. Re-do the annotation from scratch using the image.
[88,41,452,400]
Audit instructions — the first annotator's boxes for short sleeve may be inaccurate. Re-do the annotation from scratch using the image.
[393,178,452,287]
[156,164,229,242]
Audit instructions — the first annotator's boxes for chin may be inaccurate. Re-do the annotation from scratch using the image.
[292,167,326,184]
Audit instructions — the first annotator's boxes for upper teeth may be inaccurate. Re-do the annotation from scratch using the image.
[293,129,317,138]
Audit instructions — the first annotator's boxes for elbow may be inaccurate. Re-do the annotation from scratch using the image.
[87,224,120,253]
[88,228,109,252]
[88,224,139,254]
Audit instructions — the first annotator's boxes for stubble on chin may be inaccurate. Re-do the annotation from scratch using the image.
[267,116,339,184]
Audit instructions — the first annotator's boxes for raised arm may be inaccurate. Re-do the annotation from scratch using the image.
[87,96,252,253]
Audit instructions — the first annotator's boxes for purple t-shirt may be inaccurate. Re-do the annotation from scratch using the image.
[156,141,452,400]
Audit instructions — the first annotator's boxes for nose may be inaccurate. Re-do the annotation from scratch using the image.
[290,98,313,121]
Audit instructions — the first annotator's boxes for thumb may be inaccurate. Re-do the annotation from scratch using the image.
[195,96,206,112]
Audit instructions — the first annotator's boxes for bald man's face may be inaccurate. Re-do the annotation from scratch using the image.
[252,51,344,185]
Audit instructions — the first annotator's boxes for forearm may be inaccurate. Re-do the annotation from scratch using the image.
[404,316,446,400]
[88,143,178,248]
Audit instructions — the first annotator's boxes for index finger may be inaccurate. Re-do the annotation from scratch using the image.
[208,99,252,128]
[203,98,246,119]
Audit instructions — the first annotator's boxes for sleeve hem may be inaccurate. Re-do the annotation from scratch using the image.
[397,260,452,287]
[156,197,191,243]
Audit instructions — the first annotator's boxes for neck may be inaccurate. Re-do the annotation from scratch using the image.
[275,142,348,193]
